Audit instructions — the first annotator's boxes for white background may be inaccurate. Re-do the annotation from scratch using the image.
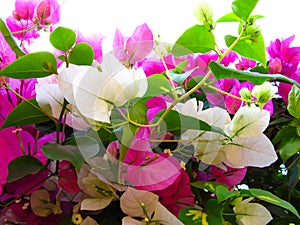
[1,0,300,53]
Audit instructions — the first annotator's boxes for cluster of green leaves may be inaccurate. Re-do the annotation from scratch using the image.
[177,181,300,225]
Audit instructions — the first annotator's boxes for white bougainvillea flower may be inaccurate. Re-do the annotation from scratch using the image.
[120,187,183,225]
[172,99,277,168]
[252,82,277,105]
[36,81,90,131]
[224,134,278,168]
[64,53,147,123]
[225,105,270,138]
[233,198,273,225]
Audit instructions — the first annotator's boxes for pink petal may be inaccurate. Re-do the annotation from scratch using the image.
[126,23,154,64]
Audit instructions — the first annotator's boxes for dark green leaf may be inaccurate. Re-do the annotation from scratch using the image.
[143,74,172,97]
[0,18,25,58]
[241,188,300,218]
[287,157,300,201]
[50,26,76,52]
[7,155,43,182]
[2,98,52,129]
[191,181,228,193]
[250,65,270,74]
[225,34,266,66]
[209,61,299,85]
[288,85,300,119]
[42,137,99,170]
[216,186,239,204]
[204,199,223,225]
[0,52,57,78]
[231,0,259,21]
[154,110,227,137]
[273,124,300,162]
[128,101,148,135]
[172,25,215,56]
[174,60,188,74]
[69,42,94,65]
[217,12,241,22]
[178,208,202,224]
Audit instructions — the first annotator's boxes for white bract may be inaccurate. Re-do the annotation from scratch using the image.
[234,198,273,225]
[59,53,147,123]
[172,99,277,168]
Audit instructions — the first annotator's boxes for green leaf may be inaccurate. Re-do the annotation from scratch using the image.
[0,52,57,79]
[69,42,94,65]
[50,26,76,52]
[178,208,202,224]
[225,34,266,66]
[204,199,223,225]
[191,181,228,193]
[273,124,300,162]
[209,61,299,85]
[287,157,300,201]
[288,85,300,119]
[231,0,259,21]
[216,186,239,204]
[172,25,215,56]
[143,74,172,97]
[42,137,99,170]
[154,110,227,137]
[129,101,148,126]
[2,98,52,129]
[0,18,25,58]
[170,68,196,85]
[217,12,241,22]
[7,155,43,182]
[241,188,300,219]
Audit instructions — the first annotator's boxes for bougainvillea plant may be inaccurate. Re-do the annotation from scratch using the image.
[0,0,300,224]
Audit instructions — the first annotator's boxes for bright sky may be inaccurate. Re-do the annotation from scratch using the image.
[1,0,300,53]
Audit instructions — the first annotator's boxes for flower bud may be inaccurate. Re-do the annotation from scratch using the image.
[252,82,277,108]
[194,1,214,30]
[239,87,252,101]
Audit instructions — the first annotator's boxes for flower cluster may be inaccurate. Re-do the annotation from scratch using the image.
[0,0,300,225]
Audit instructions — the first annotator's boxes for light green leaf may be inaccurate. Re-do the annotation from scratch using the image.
[217,12,241,22]
[7,155,43,182]
[143,74,172,97]
[231,0,259,21]
[209,61,299,86]
[170,68,196,85]
[216,186,239,204]
[0,52,57,78]
[69,42,94,65]
[288,85,300,119]
[172,25,215,56]
[225,34,266,66]
[1,98,52,129]
[241,188,300,218]
[50,26,76,52]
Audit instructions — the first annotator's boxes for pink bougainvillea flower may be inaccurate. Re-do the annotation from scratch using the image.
[0,128,56,195]
[6,16,40,42]
[138,58,166,77]
[0,32,16,70]
[145,96,171,121]
[267,35,300,103]
[113,23,154,65]
[34,0,61,25]
[58,160,81,193]
[154,168,195,216]
[7,0,60,42]
[235,57,257,70]
[13,0,39,20]
[210,165,247,189]
[106,128,181,191]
